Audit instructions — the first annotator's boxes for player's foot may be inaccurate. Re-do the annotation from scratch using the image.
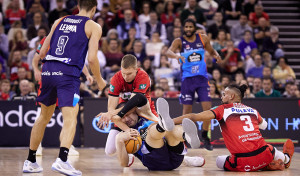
[23,160,43,173]
[69,145,80,156]
[156,98,175,131]
[264,159,285,171]
[36,143,43,156]
[182,118,200,149]
[201,137,213,151]
[283,139,294,168]
[183,156,205,167]
[51,158,82,176]
[128,154,135,167]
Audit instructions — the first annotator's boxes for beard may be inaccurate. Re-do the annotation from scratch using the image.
[184,30,196,37]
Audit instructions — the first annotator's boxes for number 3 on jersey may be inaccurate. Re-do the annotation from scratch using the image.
[56,35,69,55]
[240,115,254,131]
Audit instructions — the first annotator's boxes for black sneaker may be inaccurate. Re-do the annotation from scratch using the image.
[201,137,213,151]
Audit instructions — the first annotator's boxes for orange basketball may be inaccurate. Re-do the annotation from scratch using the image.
[124,136,142,154]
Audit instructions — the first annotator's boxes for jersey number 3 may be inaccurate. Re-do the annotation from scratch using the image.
[240,115,254,131]
[56,35,69,55]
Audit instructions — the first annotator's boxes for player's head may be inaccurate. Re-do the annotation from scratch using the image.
[116,102,138,127]
[121,54,138,83]
[183,19,196,38]
[78,0,97,18]
[221,84,248,104]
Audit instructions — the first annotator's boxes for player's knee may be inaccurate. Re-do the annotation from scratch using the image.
[105,146,116,156]
[216,155,228,170]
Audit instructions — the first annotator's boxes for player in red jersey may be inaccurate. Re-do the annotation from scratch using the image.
[97,54,158,156]
[162,84,294,172]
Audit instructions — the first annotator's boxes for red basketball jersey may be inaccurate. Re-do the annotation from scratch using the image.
[211,103,267,155]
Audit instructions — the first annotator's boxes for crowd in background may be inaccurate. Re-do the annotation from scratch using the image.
[0,0,299,102]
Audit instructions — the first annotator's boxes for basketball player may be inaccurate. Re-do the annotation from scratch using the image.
[167,84,294,172]
[113,98,204,170]
[32,37,92,156]
[97,54,158,133]
[166,19,222,150]
[23,0,106,175]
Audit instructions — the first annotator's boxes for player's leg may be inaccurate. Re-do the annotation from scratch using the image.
[197,78,213,151]
[136,100,158,122]
[105,129,120,156]
[59,128,79,156]
[180,77,195,115]
[23,103,56,173]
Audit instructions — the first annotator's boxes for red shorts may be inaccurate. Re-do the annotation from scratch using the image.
[224,145,275,172]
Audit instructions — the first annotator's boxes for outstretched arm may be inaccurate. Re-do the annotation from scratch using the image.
[173,110,215,125]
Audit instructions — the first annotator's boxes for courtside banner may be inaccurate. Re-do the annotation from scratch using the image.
[0,101,81,147]
[84,98,300,147]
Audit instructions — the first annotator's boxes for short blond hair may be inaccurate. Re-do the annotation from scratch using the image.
[121,54,137,69]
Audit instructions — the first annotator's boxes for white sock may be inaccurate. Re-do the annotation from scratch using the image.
[284,154,290,164]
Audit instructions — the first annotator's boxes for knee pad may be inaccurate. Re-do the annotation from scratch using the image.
[216,155,228,170]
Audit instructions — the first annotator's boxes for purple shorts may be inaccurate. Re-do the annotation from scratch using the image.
[36,61,80,108]
[179,75,211,105]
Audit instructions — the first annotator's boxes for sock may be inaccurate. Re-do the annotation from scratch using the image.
[59,147,69,162]
[182,132,186,141]
[156,124,165,133]
[284,153,290,164]
[27,149,37,163]
[202,130,208,138]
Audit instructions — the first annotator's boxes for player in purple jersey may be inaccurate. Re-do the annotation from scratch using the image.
[23,1,106,175]
[166,19,221,151]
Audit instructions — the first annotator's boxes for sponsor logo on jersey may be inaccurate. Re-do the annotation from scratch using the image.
[139,84,147,90]
[186,44,190,50]
[196,43,203,48]
[59,24,77,33]
[188,52,202,62]
[110,85,115,92]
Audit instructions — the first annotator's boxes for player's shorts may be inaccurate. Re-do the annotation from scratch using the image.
[223,145,275,172]
[180,75,211,105]
[36,61,80,108]
[135,141,186,171]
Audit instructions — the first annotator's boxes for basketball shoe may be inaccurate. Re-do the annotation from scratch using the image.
[128,154,135,167]
[69,145,80,156]
[51,158,82,176]
[23,160,43,173]
[156,98,175,131]
[283,139,294,168]
[183,156,205,167]
[200,137,213,151]
[182,118,200,149]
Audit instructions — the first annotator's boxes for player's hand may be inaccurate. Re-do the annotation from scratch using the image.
[97,112,113,129]
[121,129,139,141]
[176,55,185,64]
[214,53,222,65]
[34,70,42,82]
[86,74,94,85]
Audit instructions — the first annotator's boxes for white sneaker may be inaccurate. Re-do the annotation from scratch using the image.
[23,160,43,173]
[183,156,205,167]
[68,145,80,156]
[128,154,135,167]
[36,143,43,156]
[156,98,175,131]
[51,158,82,176]
[182,118,200,149]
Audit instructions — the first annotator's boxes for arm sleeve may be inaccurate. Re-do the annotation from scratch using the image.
[132,71,150,94]
[211,105,224,121]
[117,93,148,118]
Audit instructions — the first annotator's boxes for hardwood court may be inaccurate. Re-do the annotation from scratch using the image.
[0,148,299,176]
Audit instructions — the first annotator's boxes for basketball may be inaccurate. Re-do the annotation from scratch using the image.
[125,136,142,154]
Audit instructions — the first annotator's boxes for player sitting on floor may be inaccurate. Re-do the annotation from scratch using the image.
[163,84,294,172]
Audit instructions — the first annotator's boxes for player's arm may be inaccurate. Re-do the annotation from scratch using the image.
[173,110,215,125]
[115,129,139,167]
[39,18,61,59]
[82,65,93,84]
[32,52,42,81]
[86,21,106,91]
[201,34,222,64]
[166,38,185,64]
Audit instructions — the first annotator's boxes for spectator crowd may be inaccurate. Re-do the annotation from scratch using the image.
[0,0,299,102]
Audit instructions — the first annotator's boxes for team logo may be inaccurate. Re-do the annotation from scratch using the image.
[37,44,42,50]
[110,85,115,92]
[196,43,203,48]
[186,44,190,50]
[244,165,251,171]
[139,84,147,90]
[92,116,112,133]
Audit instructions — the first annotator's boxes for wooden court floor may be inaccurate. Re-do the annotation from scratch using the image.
[0,148,299,176]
